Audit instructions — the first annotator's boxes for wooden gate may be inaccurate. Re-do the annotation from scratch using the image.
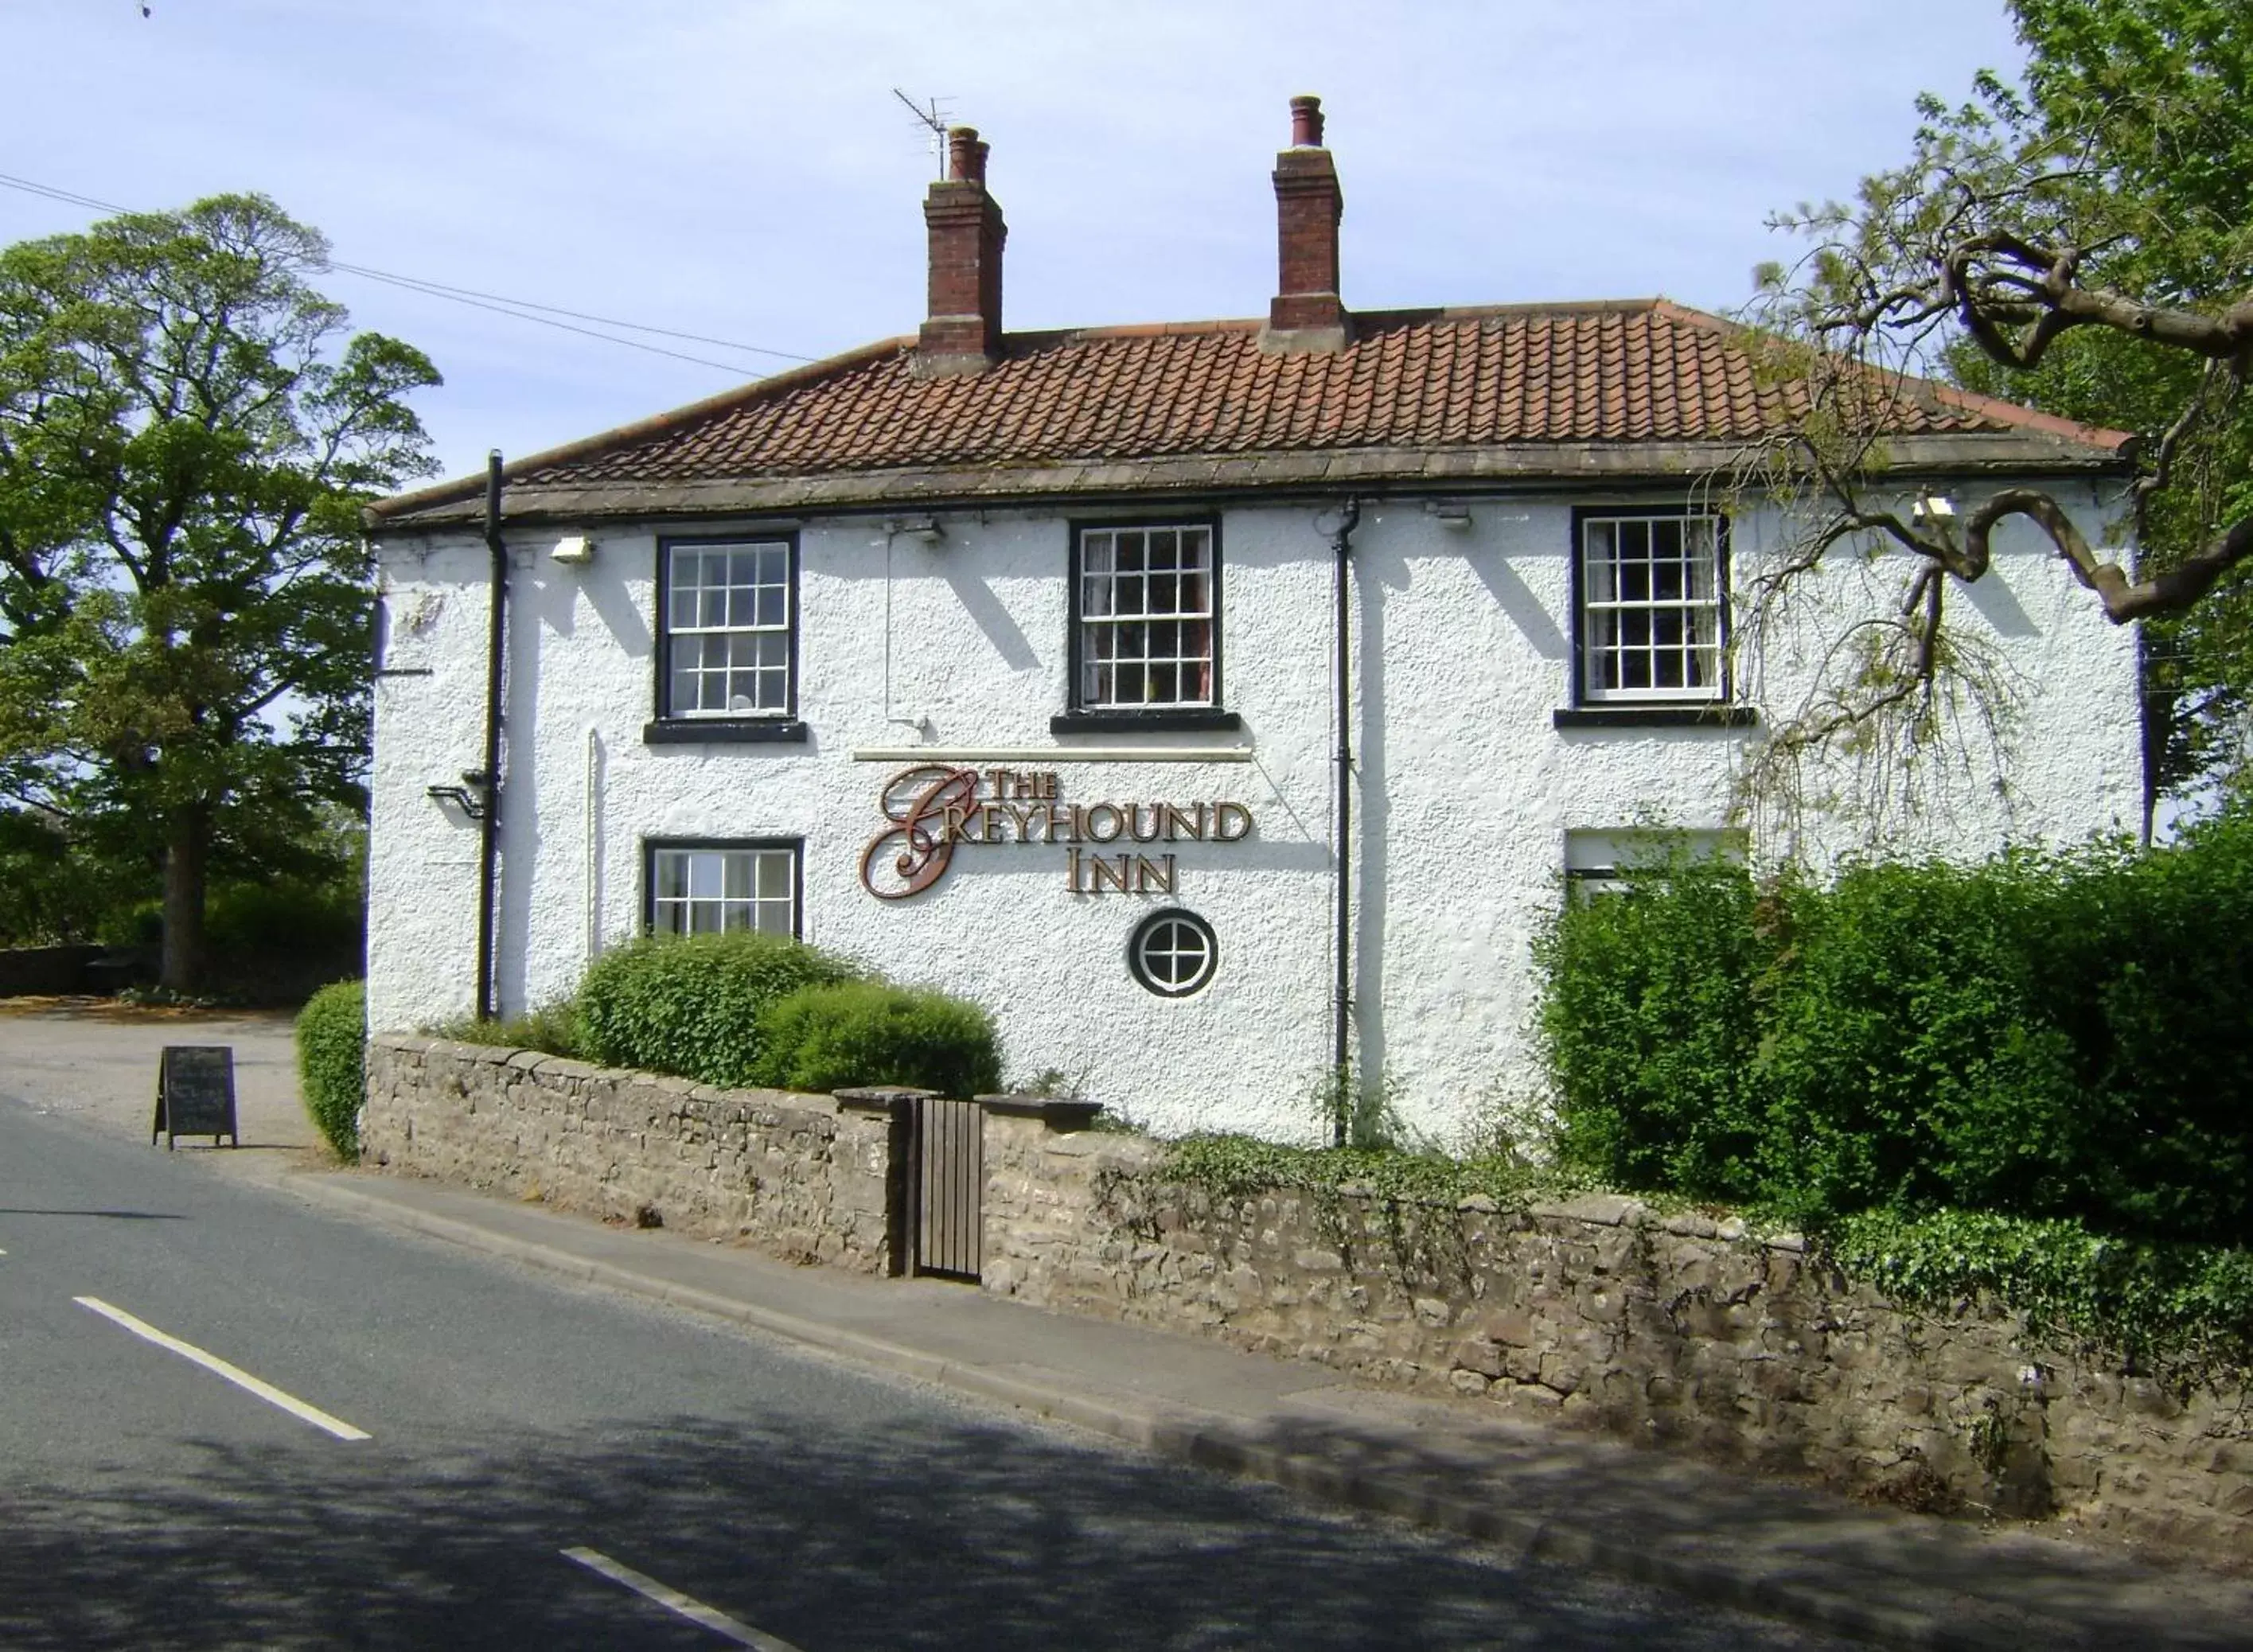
[911,1095,982,1280]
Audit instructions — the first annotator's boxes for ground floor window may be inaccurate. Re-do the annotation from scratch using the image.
[1128,908,1218,997]
[645,840,801,937]
[1563,828,1744,903]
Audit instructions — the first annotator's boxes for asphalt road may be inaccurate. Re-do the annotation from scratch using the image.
[0,1097,1853,1650]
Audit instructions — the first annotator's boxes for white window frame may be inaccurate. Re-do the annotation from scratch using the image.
[645,840,802,938]
[1072,521,1219,711]
[660,537,797,721]
[1563,828,1745,904]
[1573,508,1727,705]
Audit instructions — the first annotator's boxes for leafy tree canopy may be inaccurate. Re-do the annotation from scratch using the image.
[0,194,439,984]
[1742,0,2253,827]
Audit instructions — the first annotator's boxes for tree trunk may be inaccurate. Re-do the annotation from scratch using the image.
[160,807,208,994]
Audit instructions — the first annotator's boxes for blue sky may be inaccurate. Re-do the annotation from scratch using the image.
[6,1,2026,486]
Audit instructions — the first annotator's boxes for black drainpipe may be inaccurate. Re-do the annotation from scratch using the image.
[474,450,507,1022]
[1331,497,1362,1144]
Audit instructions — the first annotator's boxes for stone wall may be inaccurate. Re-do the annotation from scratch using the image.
[0,945,109,996]
[980,1114,2253,1566]
[357,1048,2253,1565]
[362,1035,895,1271]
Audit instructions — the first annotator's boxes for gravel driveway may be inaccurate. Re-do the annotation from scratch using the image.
[0,998,322,1170]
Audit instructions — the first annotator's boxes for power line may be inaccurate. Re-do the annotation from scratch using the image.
[0,169,811,374]
[322,260,813,361]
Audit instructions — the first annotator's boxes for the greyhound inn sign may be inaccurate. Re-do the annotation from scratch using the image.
[860,764,1253,900]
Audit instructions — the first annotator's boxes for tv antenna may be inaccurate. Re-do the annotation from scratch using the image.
[891,88,957,177]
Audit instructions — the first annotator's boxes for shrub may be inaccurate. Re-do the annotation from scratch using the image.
[295,979,365,1160]
[435,997,583,1060]
[1753,855,2092,1227]
[757,980,1002,1100]
[1828,1206,2253,1381]
[1534,820,2253,1246]
[1533,854,1771,1203]
[2051,812,2253,1242]
[1541,811,2253,1235]
[205,878,364,958]
[575,931,861,1088]
[0,810,121,944]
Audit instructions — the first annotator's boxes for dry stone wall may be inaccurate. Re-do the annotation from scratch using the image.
[981,1114,2253,1567]
[362,1035,894,1271]
[358,1048,2253,1565]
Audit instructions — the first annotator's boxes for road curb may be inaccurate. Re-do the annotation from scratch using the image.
[287,1171,2107,1652]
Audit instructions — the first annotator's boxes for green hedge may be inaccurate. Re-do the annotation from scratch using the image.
[757,980,1001,1100]
[1534,814,2253,1247]
[435,999,584,1061]
[295,979,365,1160]
[575,931,861,1088]
[1828,1208,2253,1381]
[1533,852,1768,1202]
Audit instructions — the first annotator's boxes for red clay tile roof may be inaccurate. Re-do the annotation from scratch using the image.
[371,298,2130,523]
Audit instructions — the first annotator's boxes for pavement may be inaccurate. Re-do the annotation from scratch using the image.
[6,999,2251,1650]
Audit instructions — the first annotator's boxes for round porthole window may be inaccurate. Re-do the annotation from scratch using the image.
[1129,908,1218,998]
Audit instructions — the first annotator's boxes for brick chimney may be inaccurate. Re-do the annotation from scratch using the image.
[1263,95,1348,353]
[915,126,1006,376]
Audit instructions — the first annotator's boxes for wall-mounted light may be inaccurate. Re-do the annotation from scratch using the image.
[551,534,596,566]
[891,516,945,544]
[427,768,494,820]
[1912,494,1956,523]
[1426,501,1473,530]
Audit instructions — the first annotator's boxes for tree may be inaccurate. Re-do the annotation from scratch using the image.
[0,195,439,989]
[1740,0,2252,832]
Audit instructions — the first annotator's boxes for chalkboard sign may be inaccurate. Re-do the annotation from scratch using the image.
[152,1046,238,1149]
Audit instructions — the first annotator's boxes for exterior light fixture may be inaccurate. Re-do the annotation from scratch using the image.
[893,516,945,544]
[1912,494,1956,522]
[551,534,596,566]
[1426,502,1473,529]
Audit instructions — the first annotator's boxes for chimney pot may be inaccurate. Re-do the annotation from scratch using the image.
[947,126,985,184]
[1289,95,1324,148]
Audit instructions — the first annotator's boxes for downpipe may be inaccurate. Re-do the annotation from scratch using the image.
[1331,497,1361,1144]
[475,450,507,1022]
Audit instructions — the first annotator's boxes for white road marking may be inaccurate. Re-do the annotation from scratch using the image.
[562,1547,803,1650]
[72,1296,371,1442]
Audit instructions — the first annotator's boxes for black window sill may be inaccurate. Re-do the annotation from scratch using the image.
[643,718,809,746]
[1553,705,1757,730]
[1051,709,1242,735]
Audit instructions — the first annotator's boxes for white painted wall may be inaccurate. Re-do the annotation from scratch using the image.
[368,483,2139,1144]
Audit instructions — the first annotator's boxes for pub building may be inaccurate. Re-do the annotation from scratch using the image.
[363,99,2139,1144]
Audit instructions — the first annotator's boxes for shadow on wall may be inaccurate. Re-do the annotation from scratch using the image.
[0,1413,1801,1651]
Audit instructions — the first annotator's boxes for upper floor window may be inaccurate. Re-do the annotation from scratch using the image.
[1573,508,1726,704]
[660,537,796,719]
[1072,523,1218,711]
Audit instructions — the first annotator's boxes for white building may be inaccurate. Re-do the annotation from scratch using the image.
[364,99,2140,1144]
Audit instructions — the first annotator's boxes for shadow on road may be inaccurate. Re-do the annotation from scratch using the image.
[0,1408,1830,1651]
